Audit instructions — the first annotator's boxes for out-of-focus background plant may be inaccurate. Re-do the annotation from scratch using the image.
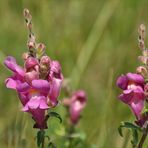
[0,0,148,147]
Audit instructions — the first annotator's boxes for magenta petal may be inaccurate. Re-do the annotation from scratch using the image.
[118,93,132,104]
[49,78,62,106]
[127,73,144,84]
[130,100,144,119]
[116,75,128,90]
[69,90,87,124]
[70,102,80,124]
[22,104,29,112]
[32,79,50,93]
[50,60,61,74]
[16,82,30,92]
[25,70,39,84]
[39,98,49,109]
[27,96,40,109]
[18,92,29,106]
[25,57,38,69]
[4,56,25,77]
[5,77,17,89]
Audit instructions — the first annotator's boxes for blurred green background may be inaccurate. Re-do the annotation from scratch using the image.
[0,0,148,147]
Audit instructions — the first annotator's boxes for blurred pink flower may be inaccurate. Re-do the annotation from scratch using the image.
[63,90,87,124]
[4,56,63,129]
[116,73,145,120]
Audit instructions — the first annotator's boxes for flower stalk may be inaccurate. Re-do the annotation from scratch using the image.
[138,122,148,148]
[4,8,63,147]
[116,24,148,147]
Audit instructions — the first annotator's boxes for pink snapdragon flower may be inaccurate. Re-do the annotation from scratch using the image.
[116,73,145,120]
[63,90,87,124]
[4,55,63,129]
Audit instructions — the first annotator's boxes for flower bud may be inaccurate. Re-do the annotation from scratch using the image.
[25,70,39,84]
[50,61,61,74]
[40,56,50,65]
[22,52,30,61]
[36,43,46,58]
[136,66,148,78]
[25,57,38,70]
[138,56,147,64]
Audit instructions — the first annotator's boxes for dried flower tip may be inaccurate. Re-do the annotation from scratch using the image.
[138,24,145,40]
[138,24,146,50]
[23,9,32,20]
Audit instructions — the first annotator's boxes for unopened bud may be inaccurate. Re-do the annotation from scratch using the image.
[40,56,50,65]
[138,24,145,40]
[36,43,46,58]
[25,57,38,70]
[144,83,148,97]
[138,24,146,50]
[23,9,32,21]
[22,52,30,60]
[136,66,148,78]
[138,56,147,64]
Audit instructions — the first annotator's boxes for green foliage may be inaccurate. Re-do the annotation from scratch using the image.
[118,121,142,147]
[37,130,45,147]
[48,112,62,123]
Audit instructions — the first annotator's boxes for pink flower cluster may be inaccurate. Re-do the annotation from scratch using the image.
[4,55,63,129]
[116,73,145,121]
[63,90,87,124]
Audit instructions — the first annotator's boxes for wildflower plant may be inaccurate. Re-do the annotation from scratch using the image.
[4,9,64,147]
[4,9,87,147]
[116,24,148,148]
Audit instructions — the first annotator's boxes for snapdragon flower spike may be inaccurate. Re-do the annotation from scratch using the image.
[116,73,145,121]
[63,90,87,124]
[4,55,63,129]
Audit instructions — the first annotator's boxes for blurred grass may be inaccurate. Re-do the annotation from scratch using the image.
[0,0,148,147]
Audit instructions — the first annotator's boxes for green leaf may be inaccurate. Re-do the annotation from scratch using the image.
[118,126,123,137]
[37,130,45,147]
[48,112,62,123]
[118,121,142,137]
[131,129,138,147]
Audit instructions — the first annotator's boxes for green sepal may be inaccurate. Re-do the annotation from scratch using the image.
[48,111,62,123]
[118,121,142,137]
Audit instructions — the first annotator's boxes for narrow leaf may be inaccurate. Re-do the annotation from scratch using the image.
[118,121,142,137]
[131,129,138,147]
[37,130,45,147]
[48,112,62,123]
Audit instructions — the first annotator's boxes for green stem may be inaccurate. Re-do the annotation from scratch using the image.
[137,124,148,148]
[41,133,45,148]
[68,125,75,148]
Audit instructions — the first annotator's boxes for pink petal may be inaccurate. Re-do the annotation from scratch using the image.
[4,56,25,77]
[32,79,50,93]
[16,82,30,92]
[5,77,17,89]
